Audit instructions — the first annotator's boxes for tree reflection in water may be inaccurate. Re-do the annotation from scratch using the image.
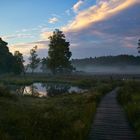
[7,83,84,97]
[42,83,70,96]
[8,83,86,97]
[24,84,40,97]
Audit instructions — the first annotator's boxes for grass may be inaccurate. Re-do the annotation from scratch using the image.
[0,73,120,86]
[117,80,140,139]
[0,79,113,140]
[0,85,18,100]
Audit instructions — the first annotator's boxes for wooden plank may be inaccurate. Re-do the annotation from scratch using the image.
[89,88,137,140]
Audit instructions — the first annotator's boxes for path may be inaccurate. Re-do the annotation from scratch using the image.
[89,88,137,140]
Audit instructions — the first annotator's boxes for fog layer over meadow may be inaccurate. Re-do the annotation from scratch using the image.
[75,65,140,74]
[27,55,140,74]
[72,55,140,74]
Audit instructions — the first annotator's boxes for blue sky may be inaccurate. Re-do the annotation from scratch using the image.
[0,0,140,61]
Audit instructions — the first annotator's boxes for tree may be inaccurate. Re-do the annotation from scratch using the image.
[13,51,24,74]
[47,29,73,74]
[138,39,140,53]
[0,38,14,73]
[41,58,48,73]
[28,46,40,74]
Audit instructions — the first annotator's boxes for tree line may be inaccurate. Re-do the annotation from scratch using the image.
[0,30,139,75]
[0,38,24,74]
[0,29,73,75]
[72,39,140,68]
[72,55,140,67]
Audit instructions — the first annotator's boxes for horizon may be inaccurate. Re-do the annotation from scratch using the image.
[0,0,140,62]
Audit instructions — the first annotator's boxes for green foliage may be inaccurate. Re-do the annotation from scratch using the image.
[138,39,140,53]
[72,55,140,67]
[0,38,24,75]
[95,83,113,95]
[0,74,115,139]
[13,51,24,75]
[76,79,97,89]
[28,46,40,73]
[118,81,140,139]
[0,88,104,140]
[0,85,17,100]
[47,29,73,74]
[0,38,14,73]
[41,57,48,73]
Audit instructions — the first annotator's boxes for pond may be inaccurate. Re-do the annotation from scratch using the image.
[7,83,87,97]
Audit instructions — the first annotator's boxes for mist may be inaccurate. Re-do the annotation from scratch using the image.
[75,65,140,74]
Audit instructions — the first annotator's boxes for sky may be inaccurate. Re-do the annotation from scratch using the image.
[0,0,140,61]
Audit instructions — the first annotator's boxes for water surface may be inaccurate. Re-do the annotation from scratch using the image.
[8,82,86,97]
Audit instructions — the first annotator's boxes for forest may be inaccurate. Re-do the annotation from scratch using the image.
[72,55,140,67]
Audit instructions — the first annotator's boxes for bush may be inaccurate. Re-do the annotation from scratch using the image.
[0,85,17,100]
[118,81,140,139]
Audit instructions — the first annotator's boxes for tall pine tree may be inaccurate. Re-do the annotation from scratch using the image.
[13,51,24,74]
[28,46,40,74]
[0,38,15,73]
[0,38,25,74]
[47,29,73,74]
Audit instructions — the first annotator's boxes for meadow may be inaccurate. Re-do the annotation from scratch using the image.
[0,74,140,140]
[118,80,140,139]
[0,75,114,140]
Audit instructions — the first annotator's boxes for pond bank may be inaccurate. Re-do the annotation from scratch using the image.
[0,81,113,140]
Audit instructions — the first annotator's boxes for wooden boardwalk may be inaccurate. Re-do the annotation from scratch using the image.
[89,88,137,140]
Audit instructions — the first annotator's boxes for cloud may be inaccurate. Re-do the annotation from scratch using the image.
[40,31,52,40]
[8,40,49,63]
[16,27,40,33]
[9,0,140,61]
[40,0,140,58]
[9,40,49,57]
[3,33,34,40]
[48,17,59,24]
[63,0,138,32]
[67,1,140,57]
[72,0,84,13]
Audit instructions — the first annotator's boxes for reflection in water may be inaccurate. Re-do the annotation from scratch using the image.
[8,83,86,97]
[42,83,71,96]
[24,84,40,97]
